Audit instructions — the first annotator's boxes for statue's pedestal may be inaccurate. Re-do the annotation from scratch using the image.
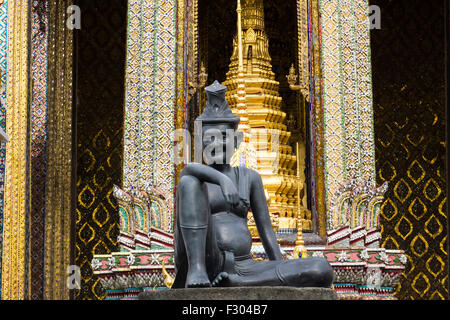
[138,287,337,300]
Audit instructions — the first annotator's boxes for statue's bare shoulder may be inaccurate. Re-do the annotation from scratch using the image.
[241,166,263,185]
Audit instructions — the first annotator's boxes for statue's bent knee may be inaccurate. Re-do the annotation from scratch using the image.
[277,258,334,288]
[177,175,208,227]
[305,258,334,287]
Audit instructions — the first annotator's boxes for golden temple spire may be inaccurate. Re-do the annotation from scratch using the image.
[226,0,309,234]
[237,0,244,69]
[242,0,265,31]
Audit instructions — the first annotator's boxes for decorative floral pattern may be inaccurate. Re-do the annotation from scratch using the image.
[108,257,116,269]
[337,250,349,262]
[91,258,102,271]
[127,253,135,266]
[360,249,370,261]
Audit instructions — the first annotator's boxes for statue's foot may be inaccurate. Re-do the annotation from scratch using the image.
[186,269,211,288]
[212,272,241,287]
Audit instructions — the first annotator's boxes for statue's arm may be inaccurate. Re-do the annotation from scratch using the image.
[180,163,239,207]
[180,163,224,184]
[249,169,283,261]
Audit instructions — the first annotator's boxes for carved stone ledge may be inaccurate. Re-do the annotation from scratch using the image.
[139,287,338,300]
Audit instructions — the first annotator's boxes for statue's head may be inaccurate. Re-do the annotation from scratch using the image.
[196,81,243,165]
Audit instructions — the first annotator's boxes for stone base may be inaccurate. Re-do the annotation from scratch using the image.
[138,287,337,300]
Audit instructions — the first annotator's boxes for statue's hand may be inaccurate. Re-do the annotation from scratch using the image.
[219,175,240,209]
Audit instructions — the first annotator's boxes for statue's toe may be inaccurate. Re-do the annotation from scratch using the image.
[212,272,229,287]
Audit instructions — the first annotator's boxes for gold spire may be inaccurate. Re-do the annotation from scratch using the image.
[225,0,307,234]
[242,0,265,31]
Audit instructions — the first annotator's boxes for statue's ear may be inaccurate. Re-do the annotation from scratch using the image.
[235,131,244,149]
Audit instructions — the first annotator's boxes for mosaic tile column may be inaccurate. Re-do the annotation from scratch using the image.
[123,0,177,233]
[319,0,377,231]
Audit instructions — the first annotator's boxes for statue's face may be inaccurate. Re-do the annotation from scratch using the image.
[202,123,238,165]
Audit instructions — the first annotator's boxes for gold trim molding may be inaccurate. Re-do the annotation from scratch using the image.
[1,0,29,300]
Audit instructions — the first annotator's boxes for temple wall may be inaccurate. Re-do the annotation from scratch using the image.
[74,0,127,300]
[0,0,445,300]
[371,0,447,300]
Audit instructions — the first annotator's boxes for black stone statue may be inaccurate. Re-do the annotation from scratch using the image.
[172,81,334,289]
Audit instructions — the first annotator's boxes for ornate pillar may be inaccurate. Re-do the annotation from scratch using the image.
[123,0,177,232]
[319,0,380,244]
[1,0,29,299]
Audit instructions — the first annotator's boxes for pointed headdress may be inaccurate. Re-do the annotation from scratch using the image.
[196,80,240,127]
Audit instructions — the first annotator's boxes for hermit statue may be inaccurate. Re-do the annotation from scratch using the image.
[172,81,334,289]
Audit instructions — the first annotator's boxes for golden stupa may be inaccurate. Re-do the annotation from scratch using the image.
[224,0,310,236]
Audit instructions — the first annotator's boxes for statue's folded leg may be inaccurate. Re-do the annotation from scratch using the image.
[275,258,334,288]
[173,175,223,288]
[213,258,334,288]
